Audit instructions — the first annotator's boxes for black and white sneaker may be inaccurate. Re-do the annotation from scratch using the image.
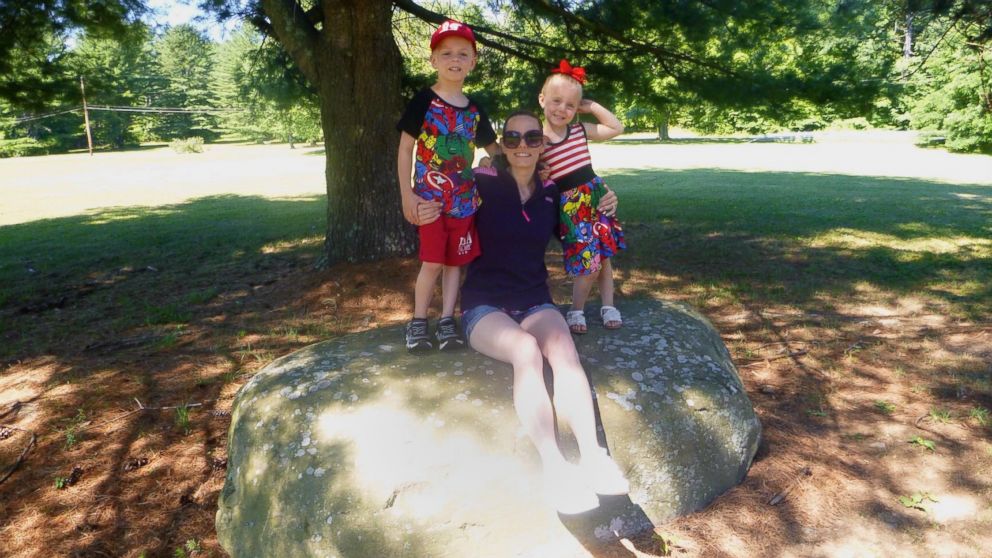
[435,316,465,351]
[405,318,432,353]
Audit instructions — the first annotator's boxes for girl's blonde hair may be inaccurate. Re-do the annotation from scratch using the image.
[541,73,583,97]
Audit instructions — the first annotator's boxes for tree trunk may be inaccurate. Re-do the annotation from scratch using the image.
[657,111,670,141]
[903,11,914,59]
[316,2,416,264]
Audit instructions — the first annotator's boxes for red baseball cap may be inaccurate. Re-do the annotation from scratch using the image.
[430,19,477,52]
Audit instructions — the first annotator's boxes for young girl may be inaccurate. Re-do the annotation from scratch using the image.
[539,60,626,334]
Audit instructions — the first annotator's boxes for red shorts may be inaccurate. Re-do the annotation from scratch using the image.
[419,214,480,266]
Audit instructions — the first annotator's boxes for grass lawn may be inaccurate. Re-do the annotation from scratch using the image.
[0,140,990,557]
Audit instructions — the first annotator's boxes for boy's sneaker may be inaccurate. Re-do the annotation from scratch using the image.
[406,318,432,353]
[435,316,465,351]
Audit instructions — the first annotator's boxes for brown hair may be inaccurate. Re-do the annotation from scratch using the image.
[501,110,541,134]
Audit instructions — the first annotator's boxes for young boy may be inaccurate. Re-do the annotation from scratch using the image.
[396,20,498,352]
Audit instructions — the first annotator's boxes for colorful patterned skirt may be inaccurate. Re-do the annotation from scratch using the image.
[559,176,626,276]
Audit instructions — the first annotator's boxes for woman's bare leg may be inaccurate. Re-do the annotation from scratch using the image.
[468,312,568,469]
[519,309,601,456]
[521,308,629,495]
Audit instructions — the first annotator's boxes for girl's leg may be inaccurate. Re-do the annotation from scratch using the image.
[570,271,598,313]
[568,271,598,334]
[598,258,621,329]
[413,262,443,318]
[439,265,460,318]
[598,258,614,308]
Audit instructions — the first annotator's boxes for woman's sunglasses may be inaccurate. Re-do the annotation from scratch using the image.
[502,130,544,148]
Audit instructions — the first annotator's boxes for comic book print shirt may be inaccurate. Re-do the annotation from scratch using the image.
[397,88,497,218]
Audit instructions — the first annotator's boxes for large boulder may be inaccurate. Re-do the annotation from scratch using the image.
[216,299,761,557]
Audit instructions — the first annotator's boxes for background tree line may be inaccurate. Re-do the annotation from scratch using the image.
[1,1,989,158]
[0,23,322,157]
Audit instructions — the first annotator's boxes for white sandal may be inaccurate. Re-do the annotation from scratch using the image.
[600,306,622,330]
[565,310,587,334]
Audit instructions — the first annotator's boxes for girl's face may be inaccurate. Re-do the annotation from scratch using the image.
[539,80,582,129]
[501,115,545,171]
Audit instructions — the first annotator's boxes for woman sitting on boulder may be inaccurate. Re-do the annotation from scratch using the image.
[409,110,628,514]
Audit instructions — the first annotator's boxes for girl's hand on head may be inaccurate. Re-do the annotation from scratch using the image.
[578,99,595,114]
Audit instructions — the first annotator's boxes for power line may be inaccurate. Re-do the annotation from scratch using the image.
[4,104,244,126]
[88,105,243,114]
[5,108,81,124]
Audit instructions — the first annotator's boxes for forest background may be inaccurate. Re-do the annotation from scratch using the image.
[1,0,990,159]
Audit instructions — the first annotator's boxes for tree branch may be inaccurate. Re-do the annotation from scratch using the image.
[258,0,320,84]
[392,0,549,65]
[520,0,736,76]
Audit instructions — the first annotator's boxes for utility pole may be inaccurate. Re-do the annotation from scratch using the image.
[80,76,93,156]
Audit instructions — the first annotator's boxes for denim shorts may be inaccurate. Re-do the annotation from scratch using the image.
[461,302,559,343]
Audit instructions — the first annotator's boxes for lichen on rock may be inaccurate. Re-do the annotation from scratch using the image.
[216,299,761,557]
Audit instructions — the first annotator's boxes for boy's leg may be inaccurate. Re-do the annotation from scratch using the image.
[407,261,443,352]
[435,265,465,351]
[414,218,447,319]
[433,214,478,350]
[413,262,443,319]
[440,265,460,318]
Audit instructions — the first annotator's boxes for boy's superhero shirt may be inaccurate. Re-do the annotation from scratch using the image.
[397,89,497,218]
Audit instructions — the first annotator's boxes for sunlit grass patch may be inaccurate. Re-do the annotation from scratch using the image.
[260,235,322,254]
[807,227,992,256]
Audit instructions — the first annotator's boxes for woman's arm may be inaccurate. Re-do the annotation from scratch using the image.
[579,99,624,142]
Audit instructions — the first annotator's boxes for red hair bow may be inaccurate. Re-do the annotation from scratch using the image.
[551,59,587,84]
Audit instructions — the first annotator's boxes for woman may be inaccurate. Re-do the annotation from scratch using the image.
[411,110,627,514]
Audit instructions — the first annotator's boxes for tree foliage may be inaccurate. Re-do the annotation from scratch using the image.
[212,26,321,144]
[2,0,990,256]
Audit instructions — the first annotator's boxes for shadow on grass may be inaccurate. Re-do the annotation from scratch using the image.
[0,194,330,359]
[605,167,992,319]
[1,168,990,554]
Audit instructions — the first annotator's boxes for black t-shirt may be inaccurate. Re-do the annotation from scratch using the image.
[397,89,497,217]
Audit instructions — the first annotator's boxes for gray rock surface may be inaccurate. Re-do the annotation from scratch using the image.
[216,299,761,557]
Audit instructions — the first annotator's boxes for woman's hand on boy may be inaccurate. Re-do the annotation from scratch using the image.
[402,192,441,226]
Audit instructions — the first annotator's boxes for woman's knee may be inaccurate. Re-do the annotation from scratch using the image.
[512,335,544,369]
[542,328,581,364]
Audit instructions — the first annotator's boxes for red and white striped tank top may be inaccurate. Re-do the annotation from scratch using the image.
[543,123,593,182]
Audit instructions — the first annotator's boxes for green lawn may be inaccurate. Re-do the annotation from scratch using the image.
[613,168,992,318]
[2,144,991,556]
[3,166,991,328]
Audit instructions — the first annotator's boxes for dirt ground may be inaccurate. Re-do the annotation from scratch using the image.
[1,142,990,557]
